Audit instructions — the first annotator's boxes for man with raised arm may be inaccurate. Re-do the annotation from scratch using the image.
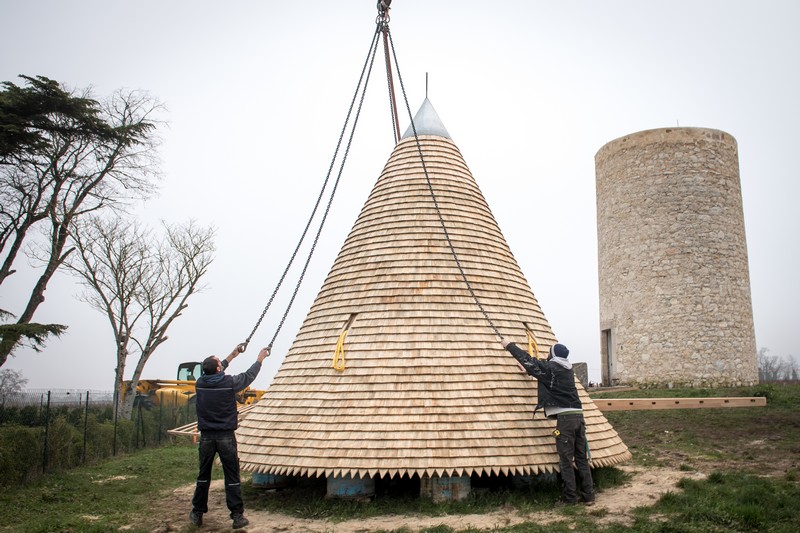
[500,338,595,506]
[189,343,270,529]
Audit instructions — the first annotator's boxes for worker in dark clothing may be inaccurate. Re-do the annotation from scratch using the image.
[500,338,595,505]
[189,343,270,529]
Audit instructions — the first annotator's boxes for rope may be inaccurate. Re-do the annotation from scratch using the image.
[385,27,502,340]
[242,23,383,350]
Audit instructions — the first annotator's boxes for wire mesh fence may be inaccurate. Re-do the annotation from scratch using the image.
[1,388,114,408]
[0,389,197,487]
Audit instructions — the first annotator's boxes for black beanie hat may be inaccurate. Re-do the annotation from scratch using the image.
[549,343,569,358]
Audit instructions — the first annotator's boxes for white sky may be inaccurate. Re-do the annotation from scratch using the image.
[1,0,798,390]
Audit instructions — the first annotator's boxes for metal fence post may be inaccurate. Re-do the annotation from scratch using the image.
[82,391,89,464]
[112,389,119,456]
[132,401,139,449]
[132,401,144,449]
[158,398,163,446]
[42,390,51,473]
[138,401,146,448]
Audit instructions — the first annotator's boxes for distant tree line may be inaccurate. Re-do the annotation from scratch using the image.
[758,347,798,382]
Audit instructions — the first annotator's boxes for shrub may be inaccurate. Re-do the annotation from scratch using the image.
[0,425,43,486]
[0,398,196,487]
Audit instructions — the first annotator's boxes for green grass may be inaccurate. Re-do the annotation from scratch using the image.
[0,444,198,533]
[316,471,800,533]
[599,384,800,474]
[1,384,799,532]
[622,471,800,533]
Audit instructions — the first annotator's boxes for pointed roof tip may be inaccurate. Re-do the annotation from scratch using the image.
[402,98,451,140]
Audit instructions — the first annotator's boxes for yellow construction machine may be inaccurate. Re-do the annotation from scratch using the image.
[130,362,267,408]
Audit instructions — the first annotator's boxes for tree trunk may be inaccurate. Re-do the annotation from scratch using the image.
[0,222,34,286]
[0,249,70,368]
[114,341,137,420]
[119,383,136,420]
[0,203,74,366]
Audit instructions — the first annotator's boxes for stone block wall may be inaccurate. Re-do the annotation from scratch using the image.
[595,127,758,388]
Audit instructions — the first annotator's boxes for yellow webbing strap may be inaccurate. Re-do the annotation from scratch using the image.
[332,330,347,371]
[527,330,541,359]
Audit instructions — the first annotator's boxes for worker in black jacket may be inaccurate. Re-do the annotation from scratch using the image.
[501,338,595,505]
[189,343,270,529]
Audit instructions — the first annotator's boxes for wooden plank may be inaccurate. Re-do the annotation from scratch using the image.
[595,397,767,411]
[166,404,257,438]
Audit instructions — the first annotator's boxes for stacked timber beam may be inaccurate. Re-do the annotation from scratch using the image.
[595,396,767,411]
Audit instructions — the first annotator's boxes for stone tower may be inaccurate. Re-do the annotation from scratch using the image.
[595,127,758,388]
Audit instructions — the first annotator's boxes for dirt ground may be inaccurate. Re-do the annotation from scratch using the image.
[144,464,705,532]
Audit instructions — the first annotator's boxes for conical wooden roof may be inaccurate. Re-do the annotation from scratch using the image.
[237,101,631,479]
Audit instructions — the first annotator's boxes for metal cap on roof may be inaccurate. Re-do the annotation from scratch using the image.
[402,98,451,140]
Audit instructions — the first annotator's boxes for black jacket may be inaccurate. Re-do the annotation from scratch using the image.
[195,359,262,432]
[505,342,582,417]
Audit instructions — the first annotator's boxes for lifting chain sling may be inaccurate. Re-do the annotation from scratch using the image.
[243,1,502,360]
[240,18,384,352]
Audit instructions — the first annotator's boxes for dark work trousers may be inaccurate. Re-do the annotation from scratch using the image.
[191,430,244,518]
[555,413,595,503]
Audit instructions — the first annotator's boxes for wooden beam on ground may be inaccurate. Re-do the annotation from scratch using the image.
[167,404,257,438]
[595,396,767,411]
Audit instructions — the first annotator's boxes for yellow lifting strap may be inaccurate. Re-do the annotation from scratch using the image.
[527,330,541,359]
[332,330,348,371]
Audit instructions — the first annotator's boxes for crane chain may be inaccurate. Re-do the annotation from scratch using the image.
[242,22,383,350]
[266,25,382,349]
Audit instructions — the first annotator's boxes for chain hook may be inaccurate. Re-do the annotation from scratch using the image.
[377,0,391,25]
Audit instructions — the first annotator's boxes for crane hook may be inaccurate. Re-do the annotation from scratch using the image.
[377,0,391,24]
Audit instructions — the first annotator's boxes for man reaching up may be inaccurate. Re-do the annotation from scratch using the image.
[190,343,270,529]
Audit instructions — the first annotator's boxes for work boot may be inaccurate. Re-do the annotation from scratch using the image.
[188,510,203,526]
[555,498,579,507]
[232,513,249,529]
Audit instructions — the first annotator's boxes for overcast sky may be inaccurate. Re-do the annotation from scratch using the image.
[2,1,798,390]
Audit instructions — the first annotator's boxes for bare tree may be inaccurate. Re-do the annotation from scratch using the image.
[0,76,162,366]
[787,356,799,382]
[757,347,799,382]
[0,368,28,407]
[65,216,215,419]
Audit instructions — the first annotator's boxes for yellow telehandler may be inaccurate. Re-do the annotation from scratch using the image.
[130,362,267,408]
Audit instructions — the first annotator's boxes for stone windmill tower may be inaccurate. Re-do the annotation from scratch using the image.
[237,99,631,497]
[595,128,758,388]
